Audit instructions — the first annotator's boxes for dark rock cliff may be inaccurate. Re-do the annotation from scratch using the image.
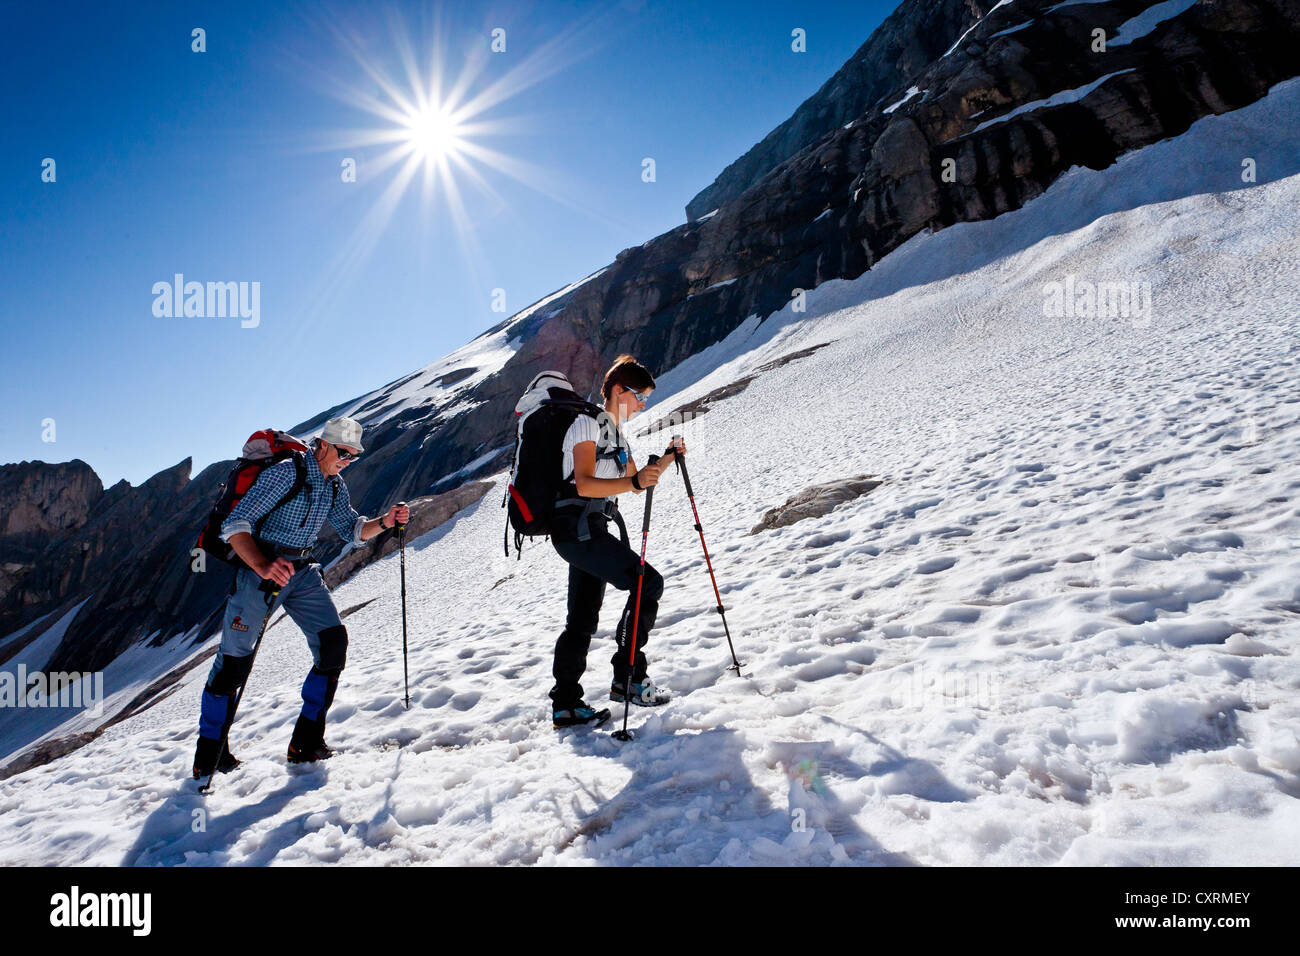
[685,0,989,221]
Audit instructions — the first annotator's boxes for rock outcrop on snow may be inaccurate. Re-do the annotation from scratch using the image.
[5,0,1300,708]
[751,475,884,533]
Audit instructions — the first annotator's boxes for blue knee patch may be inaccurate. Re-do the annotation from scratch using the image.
[300,666,340,722]
[199,688,232,739]
[317,624,348,672]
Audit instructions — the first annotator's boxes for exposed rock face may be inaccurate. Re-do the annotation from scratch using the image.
[0,460,102,545]
[0,461,103,604]
[6,0,1299,689]
[685,0,988,221]
[7,458,236,673]
[0,460,188,621]
[751,476,883,533]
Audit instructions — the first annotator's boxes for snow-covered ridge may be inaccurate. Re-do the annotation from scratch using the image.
[949,0,1199,58]
[322,267,611,433]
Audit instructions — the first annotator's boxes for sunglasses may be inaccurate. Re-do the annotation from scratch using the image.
[331,443,359,462]
[622,386,647,403]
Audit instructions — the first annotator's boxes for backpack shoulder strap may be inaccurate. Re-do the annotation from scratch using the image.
[253,453,309,538]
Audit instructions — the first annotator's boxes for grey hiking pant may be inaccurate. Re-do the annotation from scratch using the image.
[198,563,348,747]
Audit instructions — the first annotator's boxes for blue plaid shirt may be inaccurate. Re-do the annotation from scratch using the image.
[221,451,366,549]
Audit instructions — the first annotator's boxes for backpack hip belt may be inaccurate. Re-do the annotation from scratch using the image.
[554,496,627,544]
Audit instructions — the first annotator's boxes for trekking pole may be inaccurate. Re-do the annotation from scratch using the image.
[397,502,410,710]
[671,439,743,671]
[613,454,659,742]
[199,581,279,794]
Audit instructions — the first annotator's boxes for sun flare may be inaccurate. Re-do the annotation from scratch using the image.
[403,106,464,163]
[295,8,619,327]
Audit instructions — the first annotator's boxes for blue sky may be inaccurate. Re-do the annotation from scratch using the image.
[1,0,894,487]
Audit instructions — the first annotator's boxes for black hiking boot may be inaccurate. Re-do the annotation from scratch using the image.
[553,702,612,729]
[287,740,335,763]
[193,737,240,779]
[287,711,335,763]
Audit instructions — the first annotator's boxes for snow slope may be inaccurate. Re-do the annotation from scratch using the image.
[1,81,1297,866]
[0,600,96,759]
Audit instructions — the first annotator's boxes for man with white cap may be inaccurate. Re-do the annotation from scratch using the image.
[192,416,409,778]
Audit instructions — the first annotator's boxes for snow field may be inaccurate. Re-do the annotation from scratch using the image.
[0,81,1297,866]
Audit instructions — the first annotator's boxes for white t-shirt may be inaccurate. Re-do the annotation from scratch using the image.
[561,414,628,484]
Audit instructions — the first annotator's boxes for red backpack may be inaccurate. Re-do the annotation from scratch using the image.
[195,429,310,568]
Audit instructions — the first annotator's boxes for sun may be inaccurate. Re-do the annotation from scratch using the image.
[403,106,464,163]
[289,7,624,332]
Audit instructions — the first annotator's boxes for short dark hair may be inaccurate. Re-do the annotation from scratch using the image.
[601,354,656,403]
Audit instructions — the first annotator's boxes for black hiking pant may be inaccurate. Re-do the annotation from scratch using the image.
[550,511,663,710]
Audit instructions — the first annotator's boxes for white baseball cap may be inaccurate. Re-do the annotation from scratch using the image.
[320,416,364,453]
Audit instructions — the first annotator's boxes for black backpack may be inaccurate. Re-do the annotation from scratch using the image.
[502,372,610,557]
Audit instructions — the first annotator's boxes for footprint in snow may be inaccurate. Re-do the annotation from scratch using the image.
[424,687,456,709]
[915,556,957,574]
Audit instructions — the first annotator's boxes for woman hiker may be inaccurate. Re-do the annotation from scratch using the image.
[550,354,686,728]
